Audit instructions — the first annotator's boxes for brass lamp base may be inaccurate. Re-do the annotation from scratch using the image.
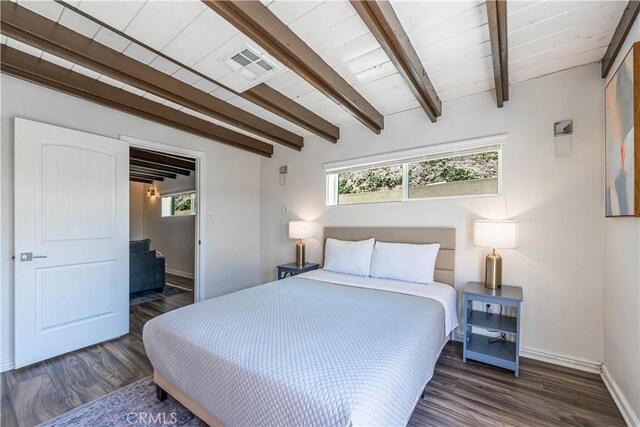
[485,249,502,289]
[295,240,306,267]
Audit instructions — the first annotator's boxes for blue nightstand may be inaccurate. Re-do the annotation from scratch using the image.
[277,262,319,280]
[462,282,523,377]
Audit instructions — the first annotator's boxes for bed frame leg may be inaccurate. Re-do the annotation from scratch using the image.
[156,384,168,401]
[421,388,426,399]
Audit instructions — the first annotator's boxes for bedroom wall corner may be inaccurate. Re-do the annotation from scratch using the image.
[602,14,640,425]
[260,62,606,369]
[141,174,197,277]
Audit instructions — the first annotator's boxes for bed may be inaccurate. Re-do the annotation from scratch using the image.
[143,227,458,426]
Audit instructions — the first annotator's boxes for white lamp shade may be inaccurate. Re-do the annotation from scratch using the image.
[289,221,313,239]
[474,220,518,249]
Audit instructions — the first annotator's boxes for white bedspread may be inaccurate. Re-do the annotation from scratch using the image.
[299,269,459,335]
[144,276,453,426]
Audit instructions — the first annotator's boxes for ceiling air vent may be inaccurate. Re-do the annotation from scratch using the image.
[222,45,279,83]
[239,48,259,61]
[231,53,252,67]
[256,59,273,71]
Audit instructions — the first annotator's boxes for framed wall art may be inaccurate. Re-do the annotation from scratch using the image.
[605,42,639,217]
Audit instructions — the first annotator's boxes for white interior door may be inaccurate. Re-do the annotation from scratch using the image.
[14,118,129,368]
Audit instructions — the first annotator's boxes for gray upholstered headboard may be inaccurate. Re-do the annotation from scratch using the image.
[323,227,456,286]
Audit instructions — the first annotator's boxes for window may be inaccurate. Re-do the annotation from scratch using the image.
[407,151,499,200]
[161,192,196,217]
[325,135,506,206]
[338,164,403,205]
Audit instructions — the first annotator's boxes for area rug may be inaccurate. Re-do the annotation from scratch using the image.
[129,284,182,305]
[40,376,206,427]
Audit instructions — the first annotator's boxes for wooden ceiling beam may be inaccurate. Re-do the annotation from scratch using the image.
[350,0,441,122]
[203,0,384,134]
[130,177,153,184]
[0,2,300,150]
[53,0,339,144]
[161,152,196,163]
[243,83,340,143]
[130,159,191,176]
[130,171,170,180]
[130,173,165,182]
[601,1,640,78]
[0,45,274,157]
[130,166,177,179]
[497,0,508,102]
[130,148,195,171]
[486,0,509,108]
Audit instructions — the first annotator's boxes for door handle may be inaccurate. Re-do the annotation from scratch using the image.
[20,253,47,262]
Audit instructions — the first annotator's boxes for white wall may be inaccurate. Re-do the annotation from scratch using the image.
[261,63,605,365]
[129,175,197,276]
[1,75,262,368]
[130,182,145,240]
[602,15,640,424]
[143,173,197,277]
[142,194,195,277]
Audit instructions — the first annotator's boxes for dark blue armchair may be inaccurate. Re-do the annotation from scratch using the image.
[130,239,165,294]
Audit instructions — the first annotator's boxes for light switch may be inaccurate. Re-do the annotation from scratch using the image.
[281,205,289,215]
[207,212,214,222]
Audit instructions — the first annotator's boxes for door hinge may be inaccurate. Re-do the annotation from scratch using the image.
[198,240,201,245]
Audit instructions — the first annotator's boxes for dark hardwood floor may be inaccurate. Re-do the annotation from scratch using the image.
[166,272,194,291]
[1,283,193,427]
[409,345,624,427]
[2,282,625,426]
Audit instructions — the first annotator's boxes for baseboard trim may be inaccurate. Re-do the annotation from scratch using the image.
[451,333,601,374]
[165,269,194,279]
[1,359,14,372]
[519,347,601,374]
[601,365,640,427]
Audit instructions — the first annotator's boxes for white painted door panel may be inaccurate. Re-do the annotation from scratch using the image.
[14,118,129,368]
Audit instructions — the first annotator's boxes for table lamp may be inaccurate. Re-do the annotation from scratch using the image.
[473,220,518,289]
[289,221,313,266]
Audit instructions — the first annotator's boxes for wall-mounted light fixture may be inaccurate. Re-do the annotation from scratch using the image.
[279,165,288,186]
[554,119,573,158]
[146,188,157,197]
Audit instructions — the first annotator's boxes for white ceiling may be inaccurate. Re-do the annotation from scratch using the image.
[507,1,625,84]
[5,0,629,139]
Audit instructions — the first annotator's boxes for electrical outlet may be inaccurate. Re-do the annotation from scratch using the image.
[281,204,289,215]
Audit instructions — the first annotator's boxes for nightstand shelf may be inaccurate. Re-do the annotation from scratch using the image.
[463,282,523,377]
[466,333,517,371]
[467,310,517,334]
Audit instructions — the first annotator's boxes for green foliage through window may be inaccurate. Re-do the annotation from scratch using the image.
[332,151,499,205]
[174,194,193,214]
[408,152,498,188]
[338,152,498,195]
[338,165,402,194]
[161,192,196,217]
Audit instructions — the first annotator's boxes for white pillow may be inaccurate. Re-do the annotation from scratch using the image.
[323,238,375,277]
[369,241,440,284]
